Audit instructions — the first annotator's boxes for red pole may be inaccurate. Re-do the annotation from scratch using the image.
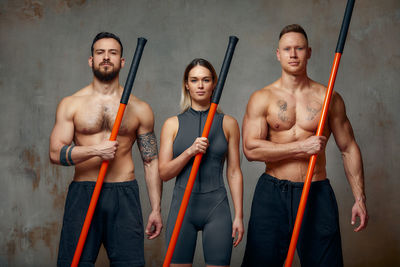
[71,37,147,267]
[163,36,238,267]
[285,1,355,266]
[285,53,341,266]
[163,103,218,266]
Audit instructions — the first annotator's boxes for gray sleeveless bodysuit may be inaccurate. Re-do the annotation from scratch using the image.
[166,107,233,265]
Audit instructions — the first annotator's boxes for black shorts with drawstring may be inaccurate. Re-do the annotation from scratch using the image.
[57,180,144,267]
[242,173,343,267]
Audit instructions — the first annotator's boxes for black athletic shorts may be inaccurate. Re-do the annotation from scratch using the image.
[242,173,343,267]
[57,180,144,267]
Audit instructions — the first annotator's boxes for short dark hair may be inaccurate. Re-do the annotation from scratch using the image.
[279,24,308,43]
[91,32,123,56]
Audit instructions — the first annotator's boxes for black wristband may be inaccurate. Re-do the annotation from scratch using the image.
[60,145,69,166]
[68,144,75,165]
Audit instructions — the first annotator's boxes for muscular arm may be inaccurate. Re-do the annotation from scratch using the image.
[224,116,244,247]
[158,116,208,181]
[49,97,117,165]
[329,92,368,231]
[136,103,162,239]
[242,90,322,162]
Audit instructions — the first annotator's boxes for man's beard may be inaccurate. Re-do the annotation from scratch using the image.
[92,63,120,82]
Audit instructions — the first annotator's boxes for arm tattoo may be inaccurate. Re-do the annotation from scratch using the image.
[137,131,158,163]
[277,100,289,122]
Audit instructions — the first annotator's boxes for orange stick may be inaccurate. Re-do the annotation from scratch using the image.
[285,1,355,265]
[71,37,147,267]
[163,103,218,266]
[163,36,238,267]
[285,53,341,267]
[71,104,126,267]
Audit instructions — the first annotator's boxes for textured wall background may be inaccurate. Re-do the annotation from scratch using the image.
[0,0,399,266]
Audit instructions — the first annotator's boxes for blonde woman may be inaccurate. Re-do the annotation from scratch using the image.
[159,58,244,267]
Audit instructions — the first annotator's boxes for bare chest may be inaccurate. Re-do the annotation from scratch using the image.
[267,97,323,135]
[74,101,137,136]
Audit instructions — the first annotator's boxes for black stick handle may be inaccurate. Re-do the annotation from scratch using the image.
[121,37,147,104]
[211,36,239,104]
[335,0,355,53]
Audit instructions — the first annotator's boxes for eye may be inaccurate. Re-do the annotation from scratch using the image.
[190,79,197,82]
[204,79,210,82]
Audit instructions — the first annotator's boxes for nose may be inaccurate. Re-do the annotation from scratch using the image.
[104,52,110,61]
[198,80,204,89]
[290,48,297,58]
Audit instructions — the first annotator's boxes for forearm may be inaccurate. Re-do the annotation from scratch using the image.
[227,169,243,219]
[342,142,366,201]
[144,159,162,212]
[244,138,306,162]
[159,148,194,181]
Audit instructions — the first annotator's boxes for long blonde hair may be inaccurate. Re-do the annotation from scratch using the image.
[180,58,218,112]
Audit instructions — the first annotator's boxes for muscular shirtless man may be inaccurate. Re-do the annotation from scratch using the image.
[241,24,368,266]
[49,32,162,267]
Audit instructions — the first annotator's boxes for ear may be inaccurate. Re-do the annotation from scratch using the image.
[307,47,312,59]
[88,56,93,67]
[276,48,281,62]
[121,57,125,68]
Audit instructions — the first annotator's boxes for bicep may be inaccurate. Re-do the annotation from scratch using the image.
[50,100,75,150]
[225,117,241,171]
[136,104,158,163]
[329,93,356,152]
[158,118,177,165]
[242,95,268,148]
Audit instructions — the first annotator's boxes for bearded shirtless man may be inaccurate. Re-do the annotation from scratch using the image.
[241,24,368,267]
[49,32,162,267]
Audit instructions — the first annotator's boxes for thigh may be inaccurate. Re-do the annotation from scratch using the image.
[104,182,145,267]
[297,183,343,267]
[242,176,289,267]
[202,196,232,266]
[57,182,102,267]
[166,188,198,264]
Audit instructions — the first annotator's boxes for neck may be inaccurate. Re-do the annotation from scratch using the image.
[191,101,210,111]
[280,70,310,93]
[92,76,121,96]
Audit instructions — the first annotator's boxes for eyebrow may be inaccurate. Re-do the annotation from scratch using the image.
[189,76,212,79]
[94,48,120,53]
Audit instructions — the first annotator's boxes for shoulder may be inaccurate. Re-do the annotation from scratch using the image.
[163,116,179,129]
[161,116,179,139]
[129,95,155,124]
[130,95,153,114]
[329,91,346,115]
[223,114,240,138]
[223,115,239,129]
[246,85,276,117]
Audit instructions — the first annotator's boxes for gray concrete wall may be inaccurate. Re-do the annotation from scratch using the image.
[0,0,399,266]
